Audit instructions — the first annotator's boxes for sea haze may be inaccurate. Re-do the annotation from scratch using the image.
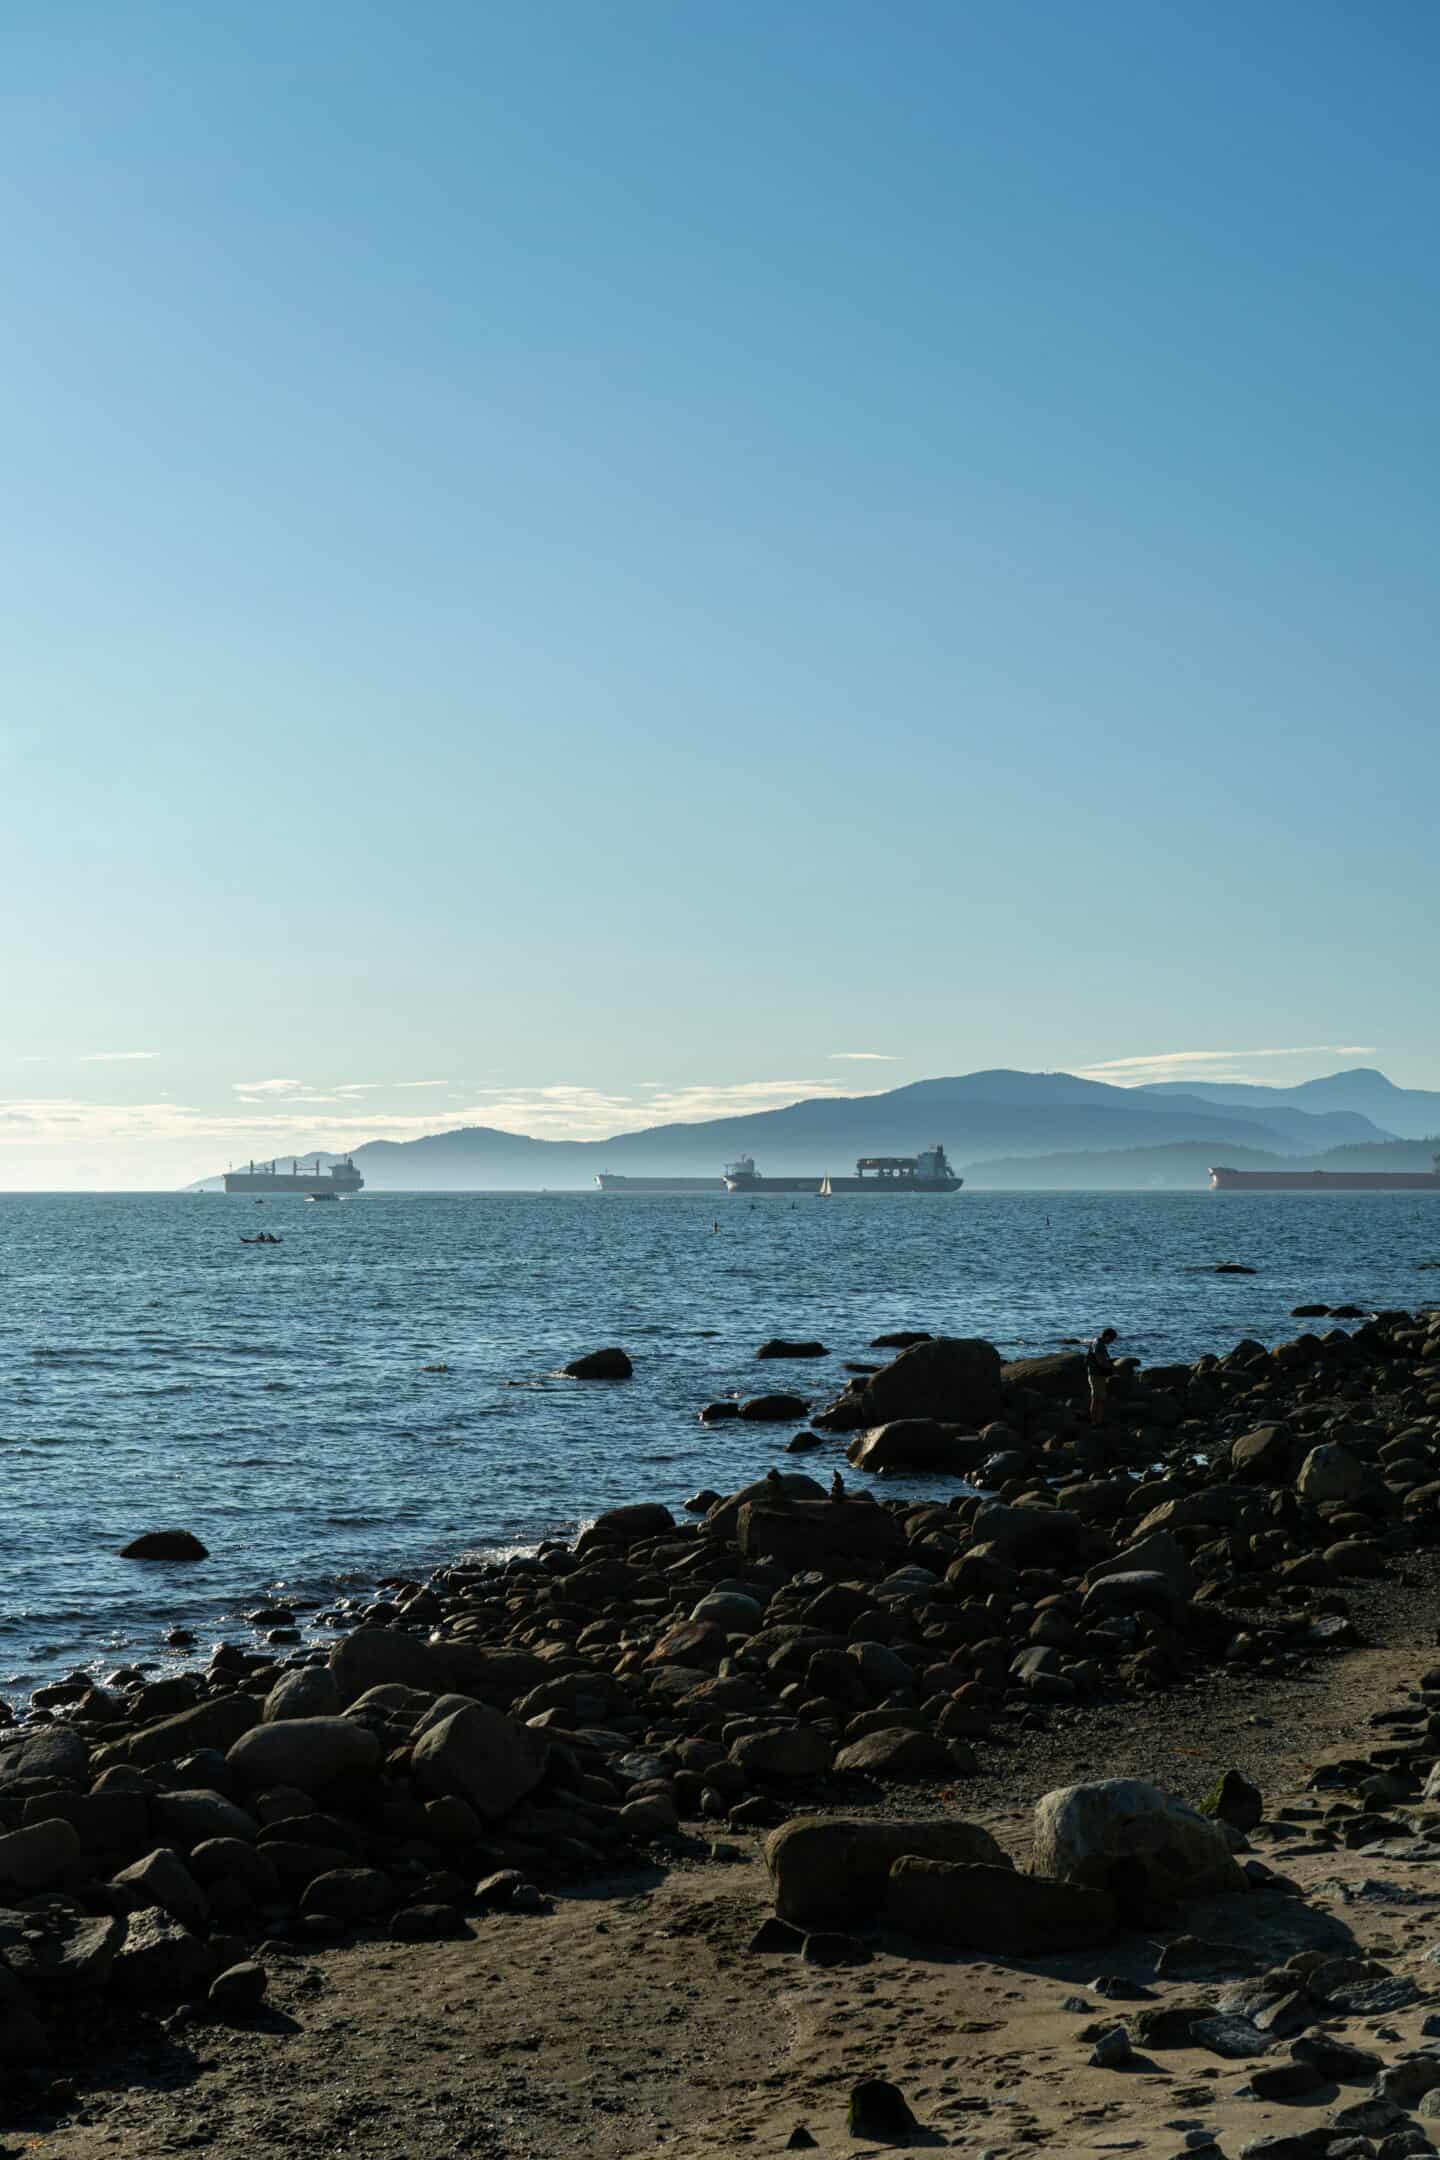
[2,1187,1438,1701]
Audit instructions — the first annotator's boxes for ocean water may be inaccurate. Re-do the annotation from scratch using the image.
[2,1187,1438,1704]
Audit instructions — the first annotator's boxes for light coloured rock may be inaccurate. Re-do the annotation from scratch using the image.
[0,1909,124,1990]
[1296,1443,1375,1507]
[410,1702,550,1822]
[112,1906,217,1996]
[833,1728,959,1779]
[1031,1779,1246,1916]
[228,1716,381,1793]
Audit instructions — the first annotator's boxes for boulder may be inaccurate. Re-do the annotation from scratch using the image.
[833,1728,958,1779]
[264,1666,342,1722]
[0,1819,80,1893]
[736,1499,902,1572]
[148,1789,257,1847]
[209,1961,268,2014]
[328,1627,453,1706]
[885,1858,1115,1951]
[112,1906,217,1996]
[581,1502,674,1546]
[0,1727,91,1791]
[738,1393,810,1422]
[1086,1530,1194,1598]
[410,1703,550,1823]
[1031,1779,1246,1921]
[846,1419,982,1473]
[228,1717,382,1793]
[1296,1444,1375,1507]
[1229,1425,1298,1482]
[1201,1769,1263,1833]
[765,1815,1010,1930]
[108,1694,260,1770]
[299,1867,394,1921]
[730,1726,833,1779]
[1082,1570,1187,1624]
[847,2079,922,2142]
[561,1347,632,1380]
[111,1848,208,1932]
[853,1337,1004,1427]
[0,1908,124,1991]
[189,1838,279,1899]
[757,1340,829,1359]
[119,1530,209,1561]
[704,1474,826,1538]
[1000,1352,1087,1400]
[870,1330,931,1349]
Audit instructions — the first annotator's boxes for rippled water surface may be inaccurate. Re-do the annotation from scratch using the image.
[2,1187,1438,1698]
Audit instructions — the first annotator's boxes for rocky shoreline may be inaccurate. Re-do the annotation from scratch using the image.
[6,1305,1440,2155]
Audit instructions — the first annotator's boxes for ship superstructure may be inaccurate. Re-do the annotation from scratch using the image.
[223,1155,364,1196]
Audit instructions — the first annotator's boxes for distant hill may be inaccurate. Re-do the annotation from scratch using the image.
[1140,1067,1440,1141]
[964,1135,1440,1191]
[188,1066,1415,1192]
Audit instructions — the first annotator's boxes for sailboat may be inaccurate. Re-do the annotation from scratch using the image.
[817,1174,833,1198]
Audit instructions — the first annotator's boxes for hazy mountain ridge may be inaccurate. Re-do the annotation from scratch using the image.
[1139,1067,1440,1141]
[964,1135,1440,1191]
[189,1065,1410,1190]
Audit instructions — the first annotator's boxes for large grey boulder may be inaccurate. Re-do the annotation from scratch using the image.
[113,1907,217,1996]
[736,1498,902,1571]
[328,1627,453,1706]
[561,1347,632,1379]
[228,1717,381,1793]
[0,1819,80,1893]
[885,1858,1115,1952]
[1086,1529,1194,1598]
[1296,1443,1376,1507]
[858,1338,1004,1427]
[846,1420,983,1474]
[729,1726,833,1779]
[1000,1352,1088,1401]
[410,1703,550,1823]
[0,1908,124,1991]
[765,1815,1010,1930]
[264,1666,342,1722]
[150,1788,259,1848]
[0,1728,90,1791]
[111,1848,208,1932]
[1031,1779,1245,1921]
[833,1729,958,1779]
[109,1695,260,1770]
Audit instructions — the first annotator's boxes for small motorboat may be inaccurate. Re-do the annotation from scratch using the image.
[240,1233,283,1245]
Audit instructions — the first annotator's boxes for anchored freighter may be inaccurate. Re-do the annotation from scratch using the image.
[223,1155,364,1196]
[1210,1161,1440,1192]
[723,1146,962,1195]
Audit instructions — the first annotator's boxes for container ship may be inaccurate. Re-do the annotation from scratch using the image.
[1210,1161,1440,1192]
[594,1175,725,1192]
[723,1146,961,1195]
[223,1155,365,1196]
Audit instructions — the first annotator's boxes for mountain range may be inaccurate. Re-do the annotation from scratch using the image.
[193,1066,1440,1191]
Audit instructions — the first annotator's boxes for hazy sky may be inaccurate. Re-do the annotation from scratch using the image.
[4,2,1437,1187]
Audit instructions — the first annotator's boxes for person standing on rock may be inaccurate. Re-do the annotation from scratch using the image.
[1085,1327,1119,1426]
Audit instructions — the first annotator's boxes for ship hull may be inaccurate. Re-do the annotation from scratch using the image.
[223,1173,364,1195]
[725,1176,962,1194]
[1210,1168,1440,1192]
[595,1176,726,1192]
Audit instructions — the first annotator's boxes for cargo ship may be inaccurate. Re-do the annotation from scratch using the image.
[723,1146,961,1195]
[1210,1161,1440,1192]
[223,1155,364,1196]
[595,1175,725,1192]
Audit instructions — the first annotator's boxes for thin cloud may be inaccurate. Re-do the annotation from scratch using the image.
[1078,1046,1379,1086]
[233,1078,303,1097]
[78,1050,160,1063]
[829,1051,897,1062]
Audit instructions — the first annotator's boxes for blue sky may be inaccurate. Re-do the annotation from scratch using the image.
[2,1,1437,1185]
